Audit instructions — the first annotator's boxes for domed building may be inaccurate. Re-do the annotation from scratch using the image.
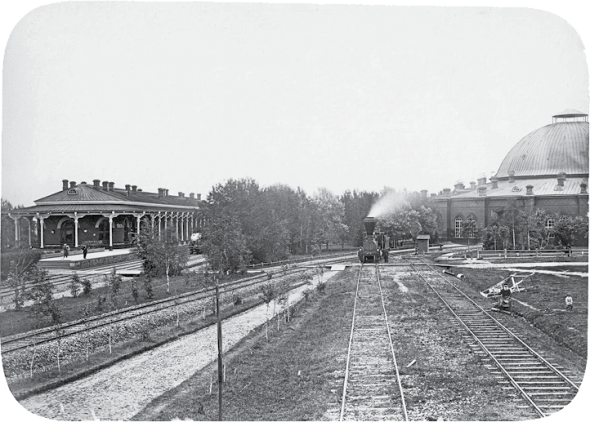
[432,110,589,244]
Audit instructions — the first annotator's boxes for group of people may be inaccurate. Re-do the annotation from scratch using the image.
[62,243,88,259]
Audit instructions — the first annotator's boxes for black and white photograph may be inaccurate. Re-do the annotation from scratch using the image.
[1,1,588,421]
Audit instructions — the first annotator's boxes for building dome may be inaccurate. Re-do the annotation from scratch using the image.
[495,111,589,179]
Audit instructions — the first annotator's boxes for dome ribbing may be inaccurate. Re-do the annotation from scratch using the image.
[495,116,589,179]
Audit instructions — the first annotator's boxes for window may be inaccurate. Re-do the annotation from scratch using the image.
[545,218,555,230]
[454,217,463,238]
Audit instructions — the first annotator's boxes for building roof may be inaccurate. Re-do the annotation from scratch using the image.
[11,183,204,215]
[553,109,587,118]
[495,121,589,179]
[445,176,588,199]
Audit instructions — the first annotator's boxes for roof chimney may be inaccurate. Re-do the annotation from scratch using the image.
[70,181,76,188]
[580,183,588,194]
[508,170,515,183]
[102,181,109,190]
[189,193,195,199]
[443,188,451,197]
[63,179,69,191]
[108,182,114,191]
[178,192,184,198]
[478,186,487,196]
[454,182,465,190]
[420,189,428,198]
[490,176,499,189]
[526,185,534,195]
[197,193,201,200]
[158,188,163,198]
[125,184,131,191]
[132,185,137,192]
[165,189,169,197]
[469,181,476,190]
[557,172,566,186]
[93,179,100,189]
[430,193,436,197]
[477,177,486,186]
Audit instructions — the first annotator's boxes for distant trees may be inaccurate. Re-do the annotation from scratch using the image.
[135,225,188,294]
[481,206,588,250]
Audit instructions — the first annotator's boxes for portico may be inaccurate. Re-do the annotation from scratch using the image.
[7,179,205,249]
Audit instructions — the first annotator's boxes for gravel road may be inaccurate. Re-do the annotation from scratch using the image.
[19,272,336,421]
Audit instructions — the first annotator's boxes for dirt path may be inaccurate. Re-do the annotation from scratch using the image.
[18,273,336,420]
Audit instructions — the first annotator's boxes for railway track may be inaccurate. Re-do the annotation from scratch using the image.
[340,264,407,421]
[1,265,317,354]
[0,259,145,303]
[408,258,581,418]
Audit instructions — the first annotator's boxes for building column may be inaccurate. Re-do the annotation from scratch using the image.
[73,212,80,247]
[109,215,114,249]
[36,214,47,249]
[175,212,180,241]
[8,214,20,244]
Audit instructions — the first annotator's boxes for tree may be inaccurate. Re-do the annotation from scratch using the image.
[69,272,81,298]
[24,267,54,328]
[201,212,251,275]
[135,225,188,294]
[553,213,587,247]
[312,188,348,251]
[462,216,479,250]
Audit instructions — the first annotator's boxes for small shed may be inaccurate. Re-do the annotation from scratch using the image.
[416,234,431,253]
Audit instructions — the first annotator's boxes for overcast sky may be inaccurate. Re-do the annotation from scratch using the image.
[1,1,588,209]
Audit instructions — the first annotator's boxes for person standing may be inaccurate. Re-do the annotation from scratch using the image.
[565,295,573,312]
[63,243,70,260]
[82,244,88,259]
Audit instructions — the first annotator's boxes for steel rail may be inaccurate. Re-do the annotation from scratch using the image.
[408,257,580,416]
[408,261,546,417]
[375,264,409,421]
[2,266,313,353]
[339,264,363,421]
[419,258,580,392]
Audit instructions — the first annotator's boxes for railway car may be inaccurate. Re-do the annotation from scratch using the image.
[358,217,389,263]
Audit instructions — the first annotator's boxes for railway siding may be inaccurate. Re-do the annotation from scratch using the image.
[410,260,582,417]
[2,270,311,379]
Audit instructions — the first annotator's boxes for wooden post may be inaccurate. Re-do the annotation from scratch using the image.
[216,279,223,421]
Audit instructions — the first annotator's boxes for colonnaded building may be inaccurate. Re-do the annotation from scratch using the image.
[6,179,205,249]
[432,109,589,243]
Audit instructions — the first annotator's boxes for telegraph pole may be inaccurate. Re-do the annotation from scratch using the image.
[216,276,223,421]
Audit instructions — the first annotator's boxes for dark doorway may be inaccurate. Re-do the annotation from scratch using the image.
[60,220,75,246]
[98,219,110,246]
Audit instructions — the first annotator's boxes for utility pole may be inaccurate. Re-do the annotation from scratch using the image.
[216,275,223,421]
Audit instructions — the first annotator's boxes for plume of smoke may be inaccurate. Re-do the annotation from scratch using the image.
[368,190,408,218]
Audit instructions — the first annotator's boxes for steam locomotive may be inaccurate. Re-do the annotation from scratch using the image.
[358,217,389,263]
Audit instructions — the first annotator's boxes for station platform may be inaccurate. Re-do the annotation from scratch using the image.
[37,248,135,270]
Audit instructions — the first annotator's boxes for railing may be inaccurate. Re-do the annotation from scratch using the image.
[476,248,587,259]
[246,250,355,269]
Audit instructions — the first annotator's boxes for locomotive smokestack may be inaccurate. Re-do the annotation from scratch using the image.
[363,217,377,236]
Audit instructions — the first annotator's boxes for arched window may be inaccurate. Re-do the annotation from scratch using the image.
[454,217,463,238]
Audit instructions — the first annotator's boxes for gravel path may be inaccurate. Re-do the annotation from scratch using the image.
[19,272,336,421]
